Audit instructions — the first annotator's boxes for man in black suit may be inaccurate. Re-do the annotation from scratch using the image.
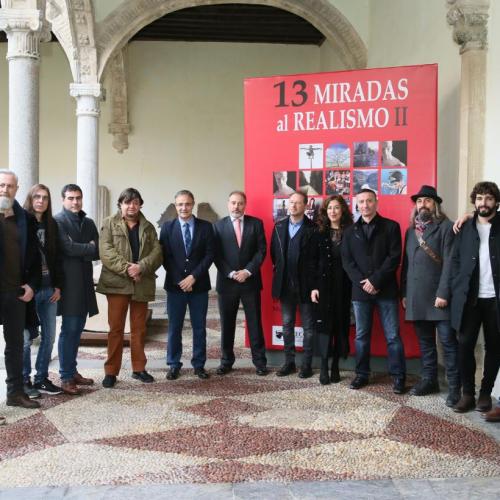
[271,192,315,378]
[159,190,214,380]
[213,191,268,376]
[341,188,406,394]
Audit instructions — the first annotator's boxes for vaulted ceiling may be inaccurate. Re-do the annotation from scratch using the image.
[0,4,324,45]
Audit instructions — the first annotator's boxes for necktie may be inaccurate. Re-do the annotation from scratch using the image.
[184,222,192,253]
[233,218,242,247]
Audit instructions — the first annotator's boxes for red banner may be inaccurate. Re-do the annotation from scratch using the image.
[244,64,437,357]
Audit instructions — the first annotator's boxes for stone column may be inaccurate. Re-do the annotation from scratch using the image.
[69,83,103,223]
[447,0,489,215]
[0,4,50,202]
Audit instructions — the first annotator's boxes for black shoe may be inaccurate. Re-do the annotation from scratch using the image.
[393,377,406,394]
[216,365,232,376]
[330,363,341,383]
[276,363,296,377]
[194,368,209,379]
[256,367,269,376]
[6,392,41,409]
[446,388,461,408]
[34,378,63,395]
[350,375,368,390]
[298,365,313,379]
[476,393,492,413]
[102,375,117,388]
[409,379,439,396]
[319,363,330,385]
[166,367,180,380]
[132,371,154,383]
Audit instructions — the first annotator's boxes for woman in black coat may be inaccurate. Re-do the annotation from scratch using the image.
[310,195,353,385]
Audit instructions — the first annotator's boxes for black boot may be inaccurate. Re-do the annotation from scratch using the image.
[330,357,340,383]
[319,359,330,385]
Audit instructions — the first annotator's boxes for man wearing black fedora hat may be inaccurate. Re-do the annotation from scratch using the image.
[401,185,460,407]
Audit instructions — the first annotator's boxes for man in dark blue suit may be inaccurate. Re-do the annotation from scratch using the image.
[159,190,215,380]
[213,191,268,376]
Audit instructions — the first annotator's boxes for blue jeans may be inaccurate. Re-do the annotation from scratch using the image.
[58,315,87,382]
[166,291,208,370]
[23,287,58,384]
[352,299,406,378]
[414,320,460,387]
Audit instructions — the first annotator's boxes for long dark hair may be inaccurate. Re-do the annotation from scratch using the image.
[23,184,57,254]
[317,195,353,233]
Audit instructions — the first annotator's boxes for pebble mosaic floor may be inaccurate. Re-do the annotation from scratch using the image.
[0,294,499,488]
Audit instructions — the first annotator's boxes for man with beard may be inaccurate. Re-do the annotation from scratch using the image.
[213,191,268,376]
[401,186,460,407]
[451,181,500,414]
[0,169,41,415]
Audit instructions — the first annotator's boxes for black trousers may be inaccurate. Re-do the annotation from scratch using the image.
[458,298,500,396]
[1,291,26,395]
[218,290,267,369]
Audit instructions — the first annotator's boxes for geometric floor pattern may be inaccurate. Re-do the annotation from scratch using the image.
[0,294,499,487]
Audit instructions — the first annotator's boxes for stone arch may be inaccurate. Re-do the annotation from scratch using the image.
[95,0,367,80]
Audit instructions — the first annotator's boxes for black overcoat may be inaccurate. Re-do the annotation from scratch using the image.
[450,213,500,332]
[308,229,351,358]
[270,215,315,302]
[341,214,402,301]
[54,208,99,317]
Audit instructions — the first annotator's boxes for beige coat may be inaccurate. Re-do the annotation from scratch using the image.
[97,211,162,302]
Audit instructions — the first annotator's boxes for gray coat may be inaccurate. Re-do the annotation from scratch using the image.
[54,208,100,317]
[401,218,454,321]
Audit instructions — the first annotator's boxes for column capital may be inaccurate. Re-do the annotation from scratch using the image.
[0,8,51,59]
[70,83,104,117]
[69,82,104,99]
[447,0,490,53]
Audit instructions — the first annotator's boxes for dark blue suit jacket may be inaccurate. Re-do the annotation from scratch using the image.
[159,216,215,293]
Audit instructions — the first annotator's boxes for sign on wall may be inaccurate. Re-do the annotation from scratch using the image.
[244,64,437,357]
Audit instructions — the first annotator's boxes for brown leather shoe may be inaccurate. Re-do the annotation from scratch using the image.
[74,372,94,386]
[453,394,476,413]
[483,406,500,422]
[61,380,81,396]
[6,392,41,409]
[476,393,492,413]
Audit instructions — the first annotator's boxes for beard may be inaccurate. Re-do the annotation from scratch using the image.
[476,205,497,218]
[0,195,14,211]
[417,207,434,223]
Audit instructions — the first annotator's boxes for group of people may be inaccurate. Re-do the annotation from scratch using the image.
[1,167,499,426]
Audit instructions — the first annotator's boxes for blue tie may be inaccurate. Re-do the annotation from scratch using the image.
[184,222,192,253]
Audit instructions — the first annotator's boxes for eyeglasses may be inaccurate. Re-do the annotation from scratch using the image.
[0,183,17,190]
[33,194,49,201]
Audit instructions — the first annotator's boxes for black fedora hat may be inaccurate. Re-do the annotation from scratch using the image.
[411,185,442,204]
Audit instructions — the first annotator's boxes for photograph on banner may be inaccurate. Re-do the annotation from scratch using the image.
[353,168,379,194]
[273,170,296,197]
[272,325,304,348]
[351,197,361,222]
[381,169,408,195]
[325,143,351,168]
[325,169,351,196]
[381,140,407,166]
[353,141,379,167]
[299,143,323,169]
[273,198,288,222]
[298,170,323,196]
[305,196,322,221]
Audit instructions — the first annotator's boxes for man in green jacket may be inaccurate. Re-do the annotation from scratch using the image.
[97,188,162,388]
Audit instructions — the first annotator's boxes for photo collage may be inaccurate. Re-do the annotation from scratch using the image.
[272,140,408,222]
